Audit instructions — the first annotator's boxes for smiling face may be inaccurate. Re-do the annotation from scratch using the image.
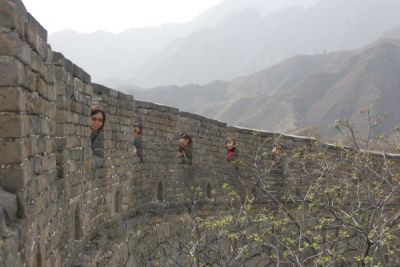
[226,139,235,150]
[90,112,104,131]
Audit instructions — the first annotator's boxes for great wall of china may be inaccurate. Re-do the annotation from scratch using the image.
[1,1,400,266]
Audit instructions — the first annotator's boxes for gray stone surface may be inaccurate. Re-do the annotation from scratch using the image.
[0,188,17,221]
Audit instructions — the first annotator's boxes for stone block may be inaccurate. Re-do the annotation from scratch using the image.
[37,136,53,154]
[82,71,90,83]
[72,64,83,80]
[84,83,92,95]
[20,40,31,65]
[56,96,70,110]
[0,160,33,192]
[0,56,26,87]
[25,136,37,156]
[54,66,67,83]
[0,0,26,35]
[2,26,19,49]
[52,51,65,66]
[0,29,20,56]
[33,74,49,99]
[44,63,56,85]
[0,114,28,138]
[31,50,44,76]
[45,44,52,63]
[36,32,48,60]
[54,137,67,151]
[65,58,73,73]
[26,115,41,135]
[41,154,56,172]
[27,12,47,41]
[0,139,27,164]
[106,87,119,98]
[73,77,84,92]
[0,86,27,112]
[0,188,17,221]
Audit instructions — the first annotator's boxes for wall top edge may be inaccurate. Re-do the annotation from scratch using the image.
[27,12,47,41]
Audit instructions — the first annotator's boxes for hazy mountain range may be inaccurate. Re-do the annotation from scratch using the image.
[126,34,400,140]
[50,0,317,86]
[51,0,400,141]
[50,0,400,87]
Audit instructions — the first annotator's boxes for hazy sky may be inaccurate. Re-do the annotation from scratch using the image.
[22,0,224,34]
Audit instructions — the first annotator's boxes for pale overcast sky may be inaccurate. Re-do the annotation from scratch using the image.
[22,0,224,34]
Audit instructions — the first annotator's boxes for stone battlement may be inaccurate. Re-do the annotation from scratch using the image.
[1,1,400,266]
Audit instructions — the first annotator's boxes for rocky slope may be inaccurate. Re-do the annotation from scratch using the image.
[127,38,400,139]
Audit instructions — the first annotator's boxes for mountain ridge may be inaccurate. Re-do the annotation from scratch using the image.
[125,37,400,140]
[49,0,400,87]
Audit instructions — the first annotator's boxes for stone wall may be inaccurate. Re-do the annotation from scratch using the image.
[1,1,400,267]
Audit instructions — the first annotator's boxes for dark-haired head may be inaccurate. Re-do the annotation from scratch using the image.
[274,142,283,149]
[226,137,236,150]
[90,109,106,132]
[133,123,142,137]
[179,133,191,144]
[226,137,236,145]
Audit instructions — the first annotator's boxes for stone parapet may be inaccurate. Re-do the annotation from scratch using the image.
[1,1,400,267]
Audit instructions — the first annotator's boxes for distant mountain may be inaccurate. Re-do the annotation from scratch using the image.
[49,25,191,86]
[132,0,400,87]
[49,0,317,86]
[51,0,400,89]
[125,37,400,140]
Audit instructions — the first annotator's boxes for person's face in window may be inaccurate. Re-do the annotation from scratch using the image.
[272,144,282,155]
[179,137,189,148]
[133,127,141,138]
[90,112,104,131]
[226,139,235,150]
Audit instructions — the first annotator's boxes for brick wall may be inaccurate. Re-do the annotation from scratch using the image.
[1,1,400,267]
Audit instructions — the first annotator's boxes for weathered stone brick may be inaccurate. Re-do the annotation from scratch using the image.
[0,29,30,64]
[27,12,46,41]
[54,66,67,83]
[31,50,44,76]
[65,58,73,73]
[0,160,33,192]
[45,44,52,63]
[72,64,83,80]
[37,136,53,154]
[52,52,65,67]
[0,0,26,35]
[0,56,26,87]
[0,188,17,221]
[36,33,48,60]
[35,74,49,99]
[54,137,67,151]
[0,139,27,164]
[73,77,84,93]
[0,114,28,138]
[44,64,56,85]
[40,154,56,173]
[20,40,31,65]
[26,115,41,135]
[82,71,90,83]
[0,29,20,56]
[0,87,27,112]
